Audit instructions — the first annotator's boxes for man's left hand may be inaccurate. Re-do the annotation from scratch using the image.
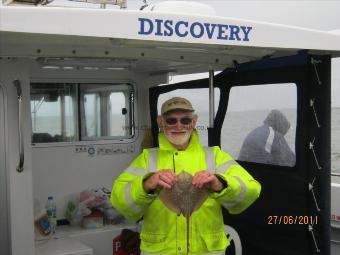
[192,171,225,192]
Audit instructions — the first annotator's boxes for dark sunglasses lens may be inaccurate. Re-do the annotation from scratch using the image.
[165,117,192,125]
[165,118,178,125]
[180,118,192,125]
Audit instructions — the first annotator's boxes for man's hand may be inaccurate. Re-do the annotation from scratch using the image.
[143,170,177,193]
[192,171,225,192]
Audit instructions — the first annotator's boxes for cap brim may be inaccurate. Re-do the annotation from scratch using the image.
[162,108,195,115]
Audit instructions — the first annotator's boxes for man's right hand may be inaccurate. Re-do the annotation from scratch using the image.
[143,170,177,193]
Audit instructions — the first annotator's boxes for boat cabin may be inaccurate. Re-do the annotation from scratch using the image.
[1,1,340,255]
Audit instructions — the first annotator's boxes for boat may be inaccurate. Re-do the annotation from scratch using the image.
[1,1,340,254]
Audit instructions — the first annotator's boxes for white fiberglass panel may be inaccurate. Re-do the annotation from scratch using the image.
[0,84,10,255]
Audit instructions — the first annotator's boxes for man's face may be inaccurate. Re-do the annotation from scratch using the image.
[157,110,197,146]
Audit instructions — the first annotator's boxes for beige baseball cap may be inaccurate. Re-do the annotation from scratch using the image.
[161,97,194,115]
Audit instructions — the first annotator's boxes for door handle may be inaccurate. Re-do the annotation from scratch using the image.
[14,80,24,173]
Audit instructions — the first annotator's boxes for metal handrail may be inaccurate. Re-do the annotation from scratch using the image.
[209,69,214,129]
[13,80,24,173]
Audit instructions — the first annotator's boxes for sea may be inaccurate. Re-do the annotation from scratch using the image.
[331,108,340,173]
[196,108,340,174]
[32,108,340,173]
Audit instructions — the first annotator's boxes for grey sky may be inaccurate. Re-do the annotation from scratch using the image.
[166,75,297,112]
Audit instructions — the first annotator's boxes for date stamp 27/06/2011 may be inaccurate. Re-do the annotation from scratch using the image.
[267,215,318,225]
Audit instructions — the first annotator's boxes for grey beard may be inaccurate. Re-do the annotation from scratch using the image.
[165,131,191,145]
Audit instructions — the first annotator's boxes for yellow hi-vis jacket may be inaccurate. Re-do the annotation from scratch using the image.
[110,131,261,255]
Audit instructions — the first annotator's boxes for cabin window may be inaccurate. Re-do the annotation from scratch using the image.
[80,84,133,140]
[30,83,77,143]
[221,84,297,167]
[83,93,101,138]
[158,88,220,146]
[332,107,340,174]
[30,83,134,143]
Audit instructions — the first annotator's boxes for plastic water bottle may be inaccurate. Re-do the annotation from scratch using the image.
[46,196,57,234]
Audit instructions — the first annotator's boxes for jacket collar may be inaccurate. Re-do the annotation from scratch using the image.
[158,130,200,152]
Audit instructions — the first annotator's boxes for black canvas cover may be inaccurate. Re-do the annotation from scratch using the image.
[149,53,331,255]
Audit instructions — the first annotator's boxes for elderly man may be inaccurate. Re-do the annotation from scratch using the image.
[111,97,261,255]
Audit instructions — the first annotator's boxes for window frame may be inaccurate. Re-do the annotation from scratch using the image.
[79,83,134,141]
[220,83,297,168]
[30,79,137,147]
[30,82,77,143]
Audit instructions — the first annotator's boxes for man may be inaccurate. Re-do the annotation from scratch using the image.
[238,109,295,167]
[111,97,261,255]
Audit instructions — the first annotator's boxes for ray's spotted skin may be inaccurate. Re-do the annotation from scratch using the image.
[159,171,209,255]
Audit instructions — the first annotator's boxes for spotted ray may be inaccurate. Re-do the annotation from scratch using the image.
[159,171,209,254]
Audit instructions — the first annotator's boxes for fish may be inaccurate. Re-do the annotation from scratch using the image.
[159,171,209,255]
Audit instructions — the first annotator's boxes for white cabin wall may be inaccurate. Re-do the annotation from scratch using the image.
[32,145,139,218]
[29,66,166,220]
[0,59,35,255]
[0,69,10,255]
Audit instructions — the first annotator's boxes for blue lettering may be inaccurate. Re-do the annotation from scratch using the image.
[164,20,174,36]
[190,22,204,38]
[138,18,153,35]
[229,25,241,41]
[175,21,189,37]
[204,23,217,39]
[155,19,163,36]
[137,17,252,42]
[241,26,252,41]
[217,24,228,40]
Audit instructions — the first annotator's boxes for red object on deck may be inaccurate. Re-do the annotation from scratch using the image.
[112,234,126,255]
[112,234,140,255]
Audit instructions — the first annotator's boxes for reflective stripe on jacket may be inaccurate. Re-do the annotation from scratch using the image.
[110,130,261,255]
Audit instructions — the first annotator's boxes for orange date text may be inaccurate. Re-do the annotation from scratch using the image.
[267,215,318,225]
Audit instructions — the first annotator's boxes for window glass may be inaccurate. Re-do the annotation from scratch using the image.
[30,83,134,143]
[331,58,340,174]
[221,84,297,167]
[80,84,133,140]
[332,107,340,174]
[158,88,220,146]
[30,83,76,143]
[83,93,101,137]
[110,92,126,136]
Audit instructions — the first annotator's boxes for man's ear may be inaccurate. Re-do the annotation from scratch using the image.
[157,116,164,131]
[190,114,198,129]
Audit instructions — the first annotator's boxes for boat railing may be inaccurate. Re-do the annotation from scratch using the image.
[1,0,127,9]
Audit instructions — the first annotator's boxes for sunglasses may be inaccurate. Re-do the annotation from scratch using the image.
[164,117,193,126]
